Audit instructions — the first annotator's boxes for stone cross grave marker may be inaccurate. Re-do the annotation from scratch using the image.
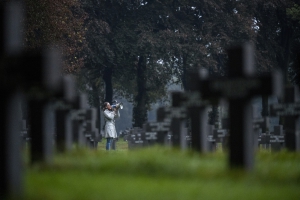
[145,107,171,145]
[26,48,62,164]
[171,90,209,152]
[3,41,62,165]
[128,127,146,149]
[169,106,187,149]
[54,75,77,152]
[207,125,216,151]
[0,2,26,198]
[1,0,61,196]
[197,43,282,170]
[147,106,188,149]
[72,109,86,147]
[84,108,100,148]
[253,117,269,150]
[70,93,100,149]
[212,129,228,151]
[0,92,23,199]
[1,2,64,198]
[21,119,29,147]
[270,86,300,151]
[270,125,285,151]
[71,94,89,147]
[145,120,170,145]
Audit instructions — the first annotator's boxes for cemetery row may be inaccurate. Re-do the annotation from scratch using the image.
[124,43,300,172]
[1,2,102,198]
[1,2,300,199]
[126,110,286,152]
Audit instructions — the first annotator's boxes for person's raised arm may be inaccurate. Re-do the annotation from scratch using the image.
[104,110,115,120]
[115,109,120,119]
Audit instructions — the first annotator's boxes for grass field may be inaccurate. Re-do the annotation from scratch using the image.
[23,139,300,200]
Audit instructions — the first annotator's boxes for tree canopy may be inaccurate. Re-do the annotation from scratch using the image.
[23,0,300,127]
[24,0,87,73]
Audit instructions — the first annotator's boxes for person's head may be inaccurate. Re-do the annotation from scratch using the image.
[102,102,111,111]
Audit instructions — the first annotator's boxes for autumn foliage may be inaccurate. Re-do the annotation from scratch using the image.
[24,0,87,73]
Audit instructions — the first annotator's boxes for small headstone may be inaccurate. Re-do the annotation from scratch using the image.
[270,125,285,151]
[128,127,146,149]
[270,86,300,151]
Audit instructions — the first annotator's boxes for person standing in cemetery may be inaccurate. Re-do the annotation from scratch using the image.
[102,102,120,150]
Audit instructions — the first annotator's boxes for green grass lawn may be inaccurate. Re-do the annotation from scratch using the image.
[97,138,129,151]
[23,140,300,200]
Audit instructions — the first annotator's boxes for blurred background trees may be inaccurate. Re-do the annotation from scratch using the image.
[24,0,87,72]
[23,0,300,129]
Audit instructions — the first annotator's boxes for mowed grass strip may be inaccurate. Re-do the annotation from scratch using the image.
[24,142,300,200]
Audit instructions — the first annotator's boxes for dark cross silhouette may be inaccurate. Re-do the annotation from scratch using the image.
[197,43,282,170]
[1,1,62,167]
[0,2,25,198]
[270,86,300,151]
[55,76,77,152]
[145,105,187,149]
[171,90,209,152]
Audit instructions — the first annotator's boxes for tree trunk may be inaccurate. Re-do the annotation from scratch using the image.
[103,67,113,103]
[90,81,101,107]
[132,56,148,128]
[91,83,101,137]
[277,10,294,85]
[181,54,188,90]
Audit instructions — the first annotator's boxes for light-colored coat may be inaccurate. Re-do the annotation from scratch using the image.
[103,109,120,138]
